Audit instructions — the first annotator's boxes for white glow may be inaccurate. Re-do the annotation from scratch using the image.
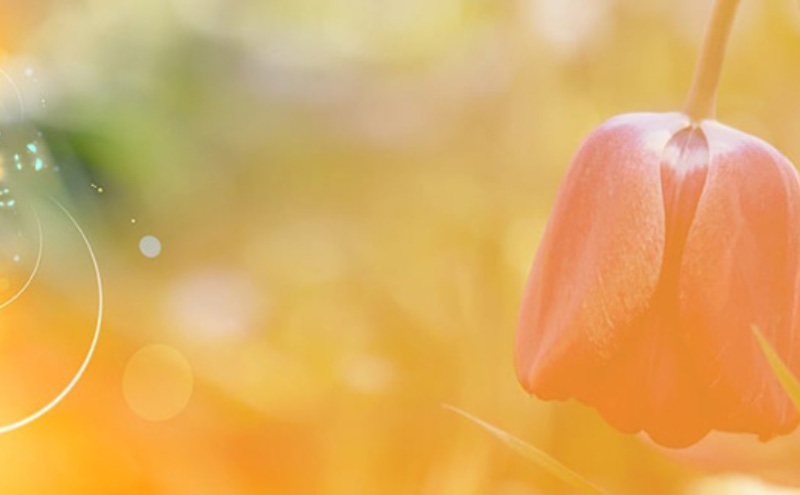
[139,235,162,258]
[167,270,259,341]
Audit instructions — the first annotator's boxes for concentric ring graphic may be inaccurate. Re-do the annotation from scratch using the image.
[0,196,103,435]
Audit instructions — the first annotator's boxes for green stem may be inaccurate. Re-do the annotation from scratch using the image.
[683,0,741,121]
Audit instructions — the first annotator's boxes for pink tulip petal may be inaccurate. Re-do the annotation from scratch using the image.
[577,123,713,447]
[516,113,684,403]
[679,121,800,439]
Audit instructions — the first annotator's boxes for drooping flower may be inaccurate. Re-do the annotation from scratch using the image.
[514,0,800,448]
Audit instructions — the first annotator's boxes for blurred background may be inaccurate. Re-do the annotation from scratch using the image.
[1,0,800,494]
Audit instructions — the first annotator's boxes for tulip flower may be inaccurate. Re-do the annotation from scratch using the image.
[515,0,800,448]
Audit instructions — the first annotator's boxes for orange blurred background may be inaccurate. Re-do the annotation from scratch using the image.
[2,0,800,494]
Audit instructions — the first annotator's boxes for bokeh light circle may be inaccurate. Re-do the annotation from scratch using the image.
[123,344,193,421]
[139,235,162,258]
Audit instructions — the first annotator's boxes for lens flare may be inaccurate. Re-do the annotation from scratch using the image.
[0,196,103,434]
[0,67,104,434]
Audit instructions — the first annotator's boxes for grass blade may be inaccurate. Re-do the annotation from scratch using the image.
[444,405,611,495]
[753,325,800,412]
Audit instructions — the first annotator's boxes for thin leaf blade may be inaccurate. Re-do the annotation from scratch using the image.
[444,405,611,495]
[753,325,800,412]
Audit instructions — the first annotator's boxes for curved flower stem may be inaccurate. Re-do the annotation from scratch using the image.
[683,0,742,122]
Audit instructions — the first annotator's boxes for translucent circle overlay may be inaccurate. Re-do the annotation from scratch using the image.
[0,68,25,123]
[123,344,193,421]
[0,197,103,434]
[0,207,43,310]
[139,235,162,258]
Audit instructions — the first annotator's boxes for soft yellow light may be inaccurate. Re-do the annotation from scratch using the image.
[688,475,800,495]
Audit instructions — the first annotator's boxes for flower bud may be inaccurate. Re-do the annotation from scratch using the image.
[515,112,800,448]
